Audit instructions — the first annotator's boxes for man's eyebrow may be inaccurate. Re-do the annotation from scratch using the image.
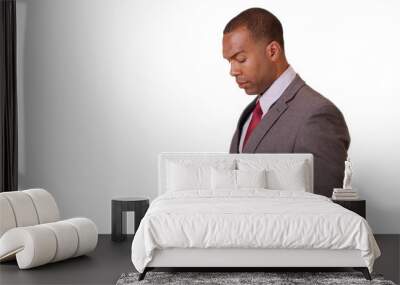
[225,50,244,61]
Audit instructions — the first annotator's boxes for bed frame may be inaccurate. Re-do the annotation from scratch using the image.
[138,153,372,281]
[139,248,371,280]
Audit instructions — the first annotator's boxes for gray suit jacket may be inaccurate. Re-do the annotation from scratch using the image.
[229,74,350,197]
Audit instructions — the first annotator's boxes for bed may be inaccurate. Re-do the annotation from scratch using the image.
[131,153,381,281]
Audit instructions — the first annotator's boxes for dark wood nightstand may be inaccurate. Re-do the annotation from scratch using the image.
[111,197,150,241]
[332,199,366,219]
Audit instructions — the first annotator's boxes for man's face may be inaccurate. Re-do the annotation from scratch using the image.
[222,27,276,95]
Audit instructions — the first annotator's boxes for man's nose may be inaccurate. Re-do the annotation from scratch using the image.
[230,63,241,77]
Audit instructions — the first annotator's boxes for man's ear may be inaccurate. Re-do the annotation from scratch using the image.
[265,41,282,62]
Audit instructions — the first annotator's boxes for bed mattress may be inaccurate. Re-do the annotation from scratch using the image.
[131,189,380,273]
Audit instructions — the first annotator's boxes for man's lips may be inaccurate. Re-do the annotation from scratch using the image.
[237,81,248,88]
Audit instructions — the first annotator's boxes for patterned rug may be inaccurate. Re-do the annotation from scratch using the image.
[116,271,397,285]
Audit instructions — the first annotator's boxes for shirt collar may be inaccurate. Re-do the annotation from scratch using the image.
[258,65,297,115]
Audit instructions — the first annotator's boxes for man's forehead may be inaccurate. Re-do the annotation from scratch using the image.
[222,27,251,59]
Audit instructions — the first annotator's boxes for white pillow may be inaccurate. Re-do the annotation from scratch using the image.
[211,168,267,190]
[267,163,307,191]
[166,159,235,191]
[167,162,210,191]
[236,169,267,189]
[237,159,309,192]
[211,168,236,189]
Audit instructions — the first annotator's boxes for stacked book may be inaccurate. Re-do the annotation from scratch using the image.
[332,188,359,200]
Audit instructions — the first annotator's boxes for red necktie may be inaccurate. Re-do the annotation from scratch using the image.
[243,100,263,147]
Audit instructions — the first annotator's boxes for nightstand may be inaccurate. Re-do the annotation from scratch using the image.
[332,199,366,219]
[111,197,150,241]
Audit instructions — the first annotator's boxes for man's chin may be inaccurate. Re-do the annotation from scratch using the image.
[244,88,258,95]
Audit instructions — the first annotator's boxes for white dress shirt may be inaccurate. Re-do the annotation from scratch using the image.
[239,65,297,153]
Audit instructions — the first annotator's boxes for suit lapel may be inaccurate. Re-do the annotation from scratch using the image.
[230,95,259,153]
[242,74,306,153]
[237,95,259,129]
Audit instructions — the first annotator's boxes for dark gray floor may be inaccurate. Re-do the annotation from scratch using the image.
[0,234,399,285]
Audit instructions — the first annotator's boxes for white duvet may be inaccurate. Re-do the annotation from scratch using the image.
[131,189,380,273]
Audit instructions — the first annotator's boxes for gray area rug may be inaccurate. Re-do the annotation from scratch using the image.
[116,271,397,285]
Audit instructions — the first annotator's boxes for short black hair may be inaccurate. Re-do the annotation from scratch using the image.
[223,8,284,50]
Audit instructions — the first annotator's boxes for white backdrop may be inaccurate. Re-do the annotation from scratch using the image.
[16,0,400,233]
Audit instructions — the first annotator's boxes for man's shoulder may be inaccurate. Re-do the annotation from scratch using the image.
[293,82,342,115]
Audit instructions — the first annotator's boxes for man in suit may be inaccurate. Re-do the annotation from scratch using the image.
[222,8,350,197]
